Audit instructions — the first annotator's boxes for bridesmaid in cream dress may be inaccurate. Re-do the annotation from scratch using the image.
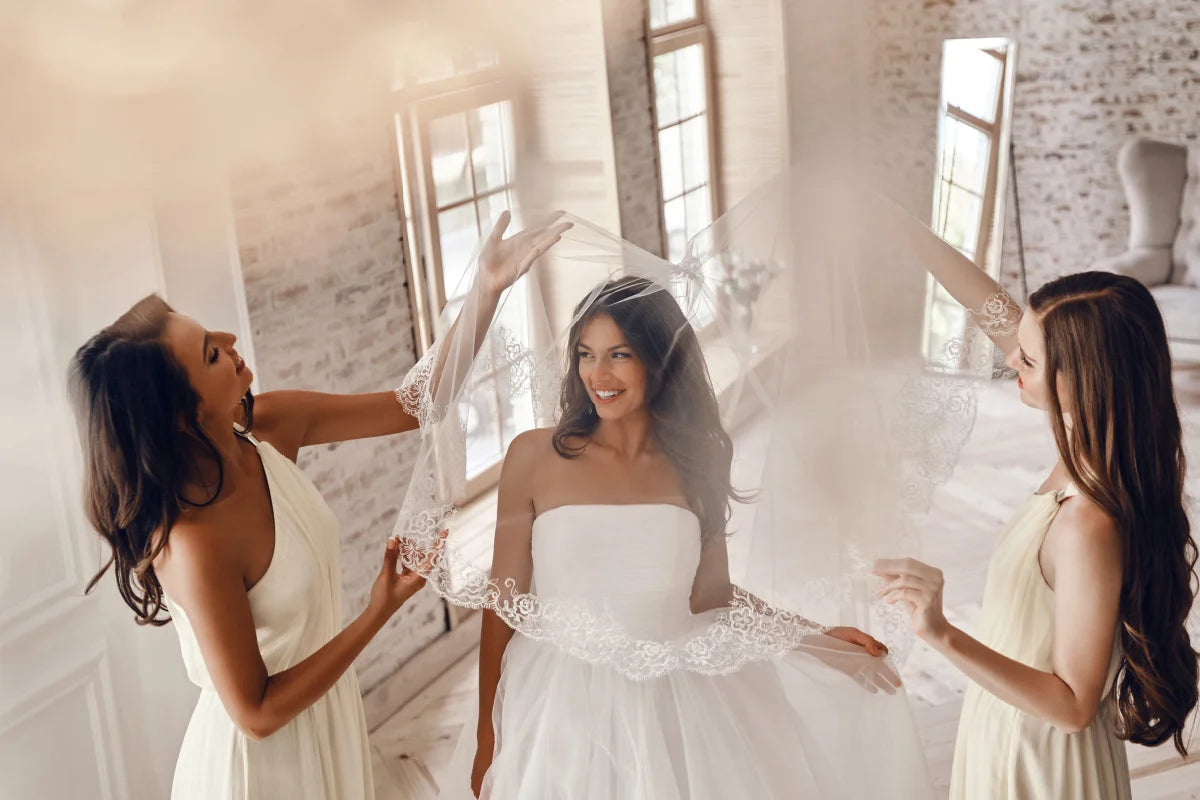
[70,211,570,798]
[873,212,1198,800]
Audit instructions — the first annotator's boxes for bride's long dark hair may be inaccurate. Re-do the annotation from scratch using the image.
[69,294,254,625]
[1030,271,1197,755]
[552,277,740,543]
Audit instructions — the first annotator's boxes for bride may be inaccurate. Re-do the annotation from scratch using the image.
[397,168,974,799]
[419,263,938,798]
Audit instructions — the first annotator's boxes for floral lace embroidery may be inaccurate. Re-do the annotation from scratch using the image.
[968,290,1022,338]
[395,341,443,428]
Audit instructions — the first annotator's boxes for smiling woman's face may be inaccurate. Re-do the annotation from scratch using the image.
[576,312,648,421]
[162,313,253,422]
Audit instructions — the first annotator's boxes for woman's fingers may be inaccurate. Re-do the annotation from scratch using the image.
[873,556,939,581]
[883,588,925,610]
[382,537,400,575]
[875,575,923,597]
[486,209,513,245]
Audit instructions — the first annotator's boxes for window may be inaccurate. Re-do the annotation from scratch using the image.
[394,62,537,495]
[924,39,1013,367]
[649,1,721,323]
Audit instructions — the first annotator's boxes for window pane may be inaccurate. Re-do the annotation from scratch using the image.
[943,43,1002,123]
[650,0,697,30]
[925,296,970,365]
[653,51,681,127]
[501,391,538,448]
[495,265,531,342]
[462,389,502,479]
[470,101,514,196]
[429,113,472,206]
[676,44,707,120]
[935,179,951,234]
[664,195,687,262]
[948,118,990,195]
[941,184,982,255]
[680,115,709,191]
[658,125,684,200]
[438,203,480,299]
[684,187,711,240]
[476,192,514,242]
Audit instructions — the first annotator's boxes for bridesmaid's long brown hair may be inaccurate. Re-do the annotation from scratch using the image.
[70,295,254,625]
[1030,271,1197,755]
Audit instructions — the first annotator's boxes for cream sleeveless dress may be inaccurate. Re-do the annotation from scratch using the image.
[950,485,1130,800]
[167,432,374,799]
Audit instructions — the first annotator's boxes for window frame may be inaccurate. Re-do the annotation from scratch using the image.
[648,10,723,263]
[392,70,535,500]
[932,46,1009,268]
[924,40,1015,369]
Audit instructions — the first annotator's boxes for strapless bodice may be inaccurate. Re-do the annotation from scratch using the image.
[531,504,701,638]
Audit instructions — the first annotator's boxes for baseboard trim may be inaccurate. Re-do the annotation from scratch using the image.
[363,611,481,732]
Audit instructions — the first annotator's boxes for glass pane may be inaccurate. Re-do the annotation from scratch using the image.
[658,125,684,200]
[664,195,687,262]
[653,51,681,127]
[438,203,480,299]
[476,192,514,242]
[948,119,990,195]
[925,297,970,365]
[650,0,698,30]
[680,115,709,191]
[462,388,502,479]
[676,44,707,120]
[939,117,956,178]
[941,185,982,255]
[943,42,1003,123]
[684,187,711,241]
[496,291,538,437]
[501,391,538,448]
[470,101,514,195]
[935,179,951,234]
[495,269,531,342]
[429,113,471,206]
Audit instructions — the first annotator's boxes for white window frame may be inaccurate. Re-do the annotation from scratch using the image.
[649,6,723,261]
[392,69,534,499]
[924,39,1015,369]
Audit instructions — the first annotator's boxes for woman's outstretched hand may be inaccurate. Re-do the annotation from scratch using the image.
[367,533,445,621]
[872,557,950,642]
[826,625,889,657]
[805,631,903,694]
[477,210,573,298]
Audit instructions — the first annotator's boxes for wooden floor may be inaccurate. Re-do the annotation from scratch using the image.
[370,370,1200,799]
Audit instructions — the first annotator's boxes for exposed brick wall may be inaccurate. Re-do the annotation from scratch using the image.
[230,126,447,693]
[708,0,789,211]
[868,0,1200,294]
[602,0,666,256]
[598,0,790,258]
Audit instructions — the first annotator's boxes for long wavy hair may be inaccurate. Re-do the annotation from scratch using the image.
[69,294,254,625]
[552,276,741,543]
[1029,271,1197,755]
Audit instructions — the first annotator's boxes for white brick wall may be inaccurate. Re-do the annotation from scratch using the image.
[868,0,1200,294]
[230,126,447,693]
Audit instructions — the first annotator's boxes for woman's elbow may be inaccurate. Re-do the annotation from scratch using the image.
[1054,704,1099,735]
[228,704,283,741]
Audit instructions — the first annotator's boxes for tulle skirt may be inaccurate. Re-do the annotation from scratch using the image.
[439,635,934,800]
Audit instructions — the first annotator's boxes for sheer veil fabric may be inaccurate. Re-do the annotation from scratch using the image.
[389,2,990,795]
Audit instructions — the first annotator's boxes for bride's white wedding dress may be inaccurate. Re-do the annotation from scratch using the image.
[439,504,934,799]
